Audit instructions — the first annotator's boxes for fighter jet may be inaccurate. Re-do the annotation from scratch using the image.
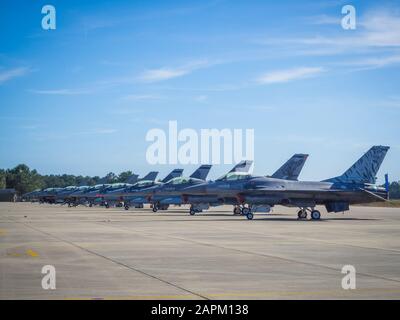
[184,146,389,220]
[64,185,91,206]
[66,172,141,207]
[183,154,308,215]
[22,189,43,202]
[105,169,183,209]
[101,172,159,208]
[36,187,64,204]
[135,165,213,212]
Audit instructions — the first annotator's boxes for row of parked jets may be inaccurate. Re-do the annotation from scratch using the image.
[23,145,390,220]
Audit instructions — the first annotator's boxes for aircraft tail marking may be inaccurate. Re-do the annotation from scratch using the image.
[125,174,139,184]
[190,165,212,180]
[324,146,389,184]
[229,160,253,173]
[140,171,159,182]
[270,154,308,181]
[162,169,184,183]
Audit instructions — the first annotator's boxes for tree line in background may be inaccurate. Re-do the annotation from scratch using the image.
[0,164,399,199]
[0,164,134,195]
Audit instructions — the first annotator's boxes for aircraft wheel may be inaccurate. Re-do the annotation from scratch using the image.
[233,206,241,215]
[297,210,307,219]
[190,209,196,215]
[311,210,321,220]
[89,203,93,208]
[242,207,250,215]
[124,205,129,210]
[246,212,254,220]
[152,206,158,213]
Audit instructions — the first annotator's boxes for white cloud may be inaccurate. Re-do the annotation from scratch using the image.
[257,67,325,84]
[257,11,400,60]
[121,94,164,101]
[0,67,30,84]
[138,60,211,83]
[341,54,400,70]
[194,95,208,102]
[29,89,91,95]
[77,128,117,135]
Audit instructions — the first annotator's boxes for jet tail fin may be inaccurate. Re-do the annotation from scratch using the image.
[139,171,159,182]
[324,146,390,184]
[228,160,253,173]
[270,154,308,180]
[125,174,139,184]
[190,165,212,180]
[162,169,183,183]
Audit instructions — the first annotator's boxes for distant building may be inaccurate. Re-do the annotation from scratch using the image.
[0,189,17,202]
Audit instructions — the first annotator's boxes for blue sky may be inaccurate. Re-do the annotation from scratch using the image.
[0,0,399,182]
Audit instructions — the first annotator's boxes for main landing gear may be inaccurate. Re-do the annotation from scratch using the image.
[233,206,241,215]
[297,208,321,220]
[189,205,202,215]
[239,205,253,220]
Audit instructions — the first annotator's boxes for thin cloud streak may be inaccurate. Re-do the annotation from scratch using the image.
[28,88,92,95]
[138,60,213,83]
[0,67,30,84]
[257,67,325,84]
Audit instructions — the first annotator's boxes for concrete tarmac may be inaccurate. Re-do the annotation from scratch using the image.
[1,202,400,299]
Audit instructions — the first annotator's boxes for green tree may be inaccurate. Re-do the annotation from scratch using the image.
[0,169,6,189]
[103,172,118,184]
[6,164,44,194]
[389,181,400,199]
[118,171,133,183]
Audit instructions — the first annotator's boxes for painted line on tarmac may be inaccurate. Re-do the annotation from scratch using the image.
[14,220,209,300]
[98,221,400,285]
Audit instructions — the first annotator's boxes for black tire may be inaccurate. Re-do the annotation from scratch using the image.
[190,209,196,215]
[298,210,307,219]
[242,207,250,215]
[233,206,241,215]
[311,210,321,220]
[124,205,129,210]
[152,206,158,213]
[246,212,254,220]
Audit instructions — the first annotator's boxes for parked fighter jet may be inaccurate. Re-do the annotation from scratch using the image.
[183,154,308,215]
[184,146,389,220]
[64,185,90,206]
[105,169,183,209]
[100,171,159,208]
[22,189,43,202]
[36,187,64,204]
[132,165,213,212]
[54,186,79,203]
[65,173,142,207]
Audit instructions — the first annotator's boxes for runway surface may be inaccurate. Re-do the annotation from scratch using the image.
[1,202,400,299]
